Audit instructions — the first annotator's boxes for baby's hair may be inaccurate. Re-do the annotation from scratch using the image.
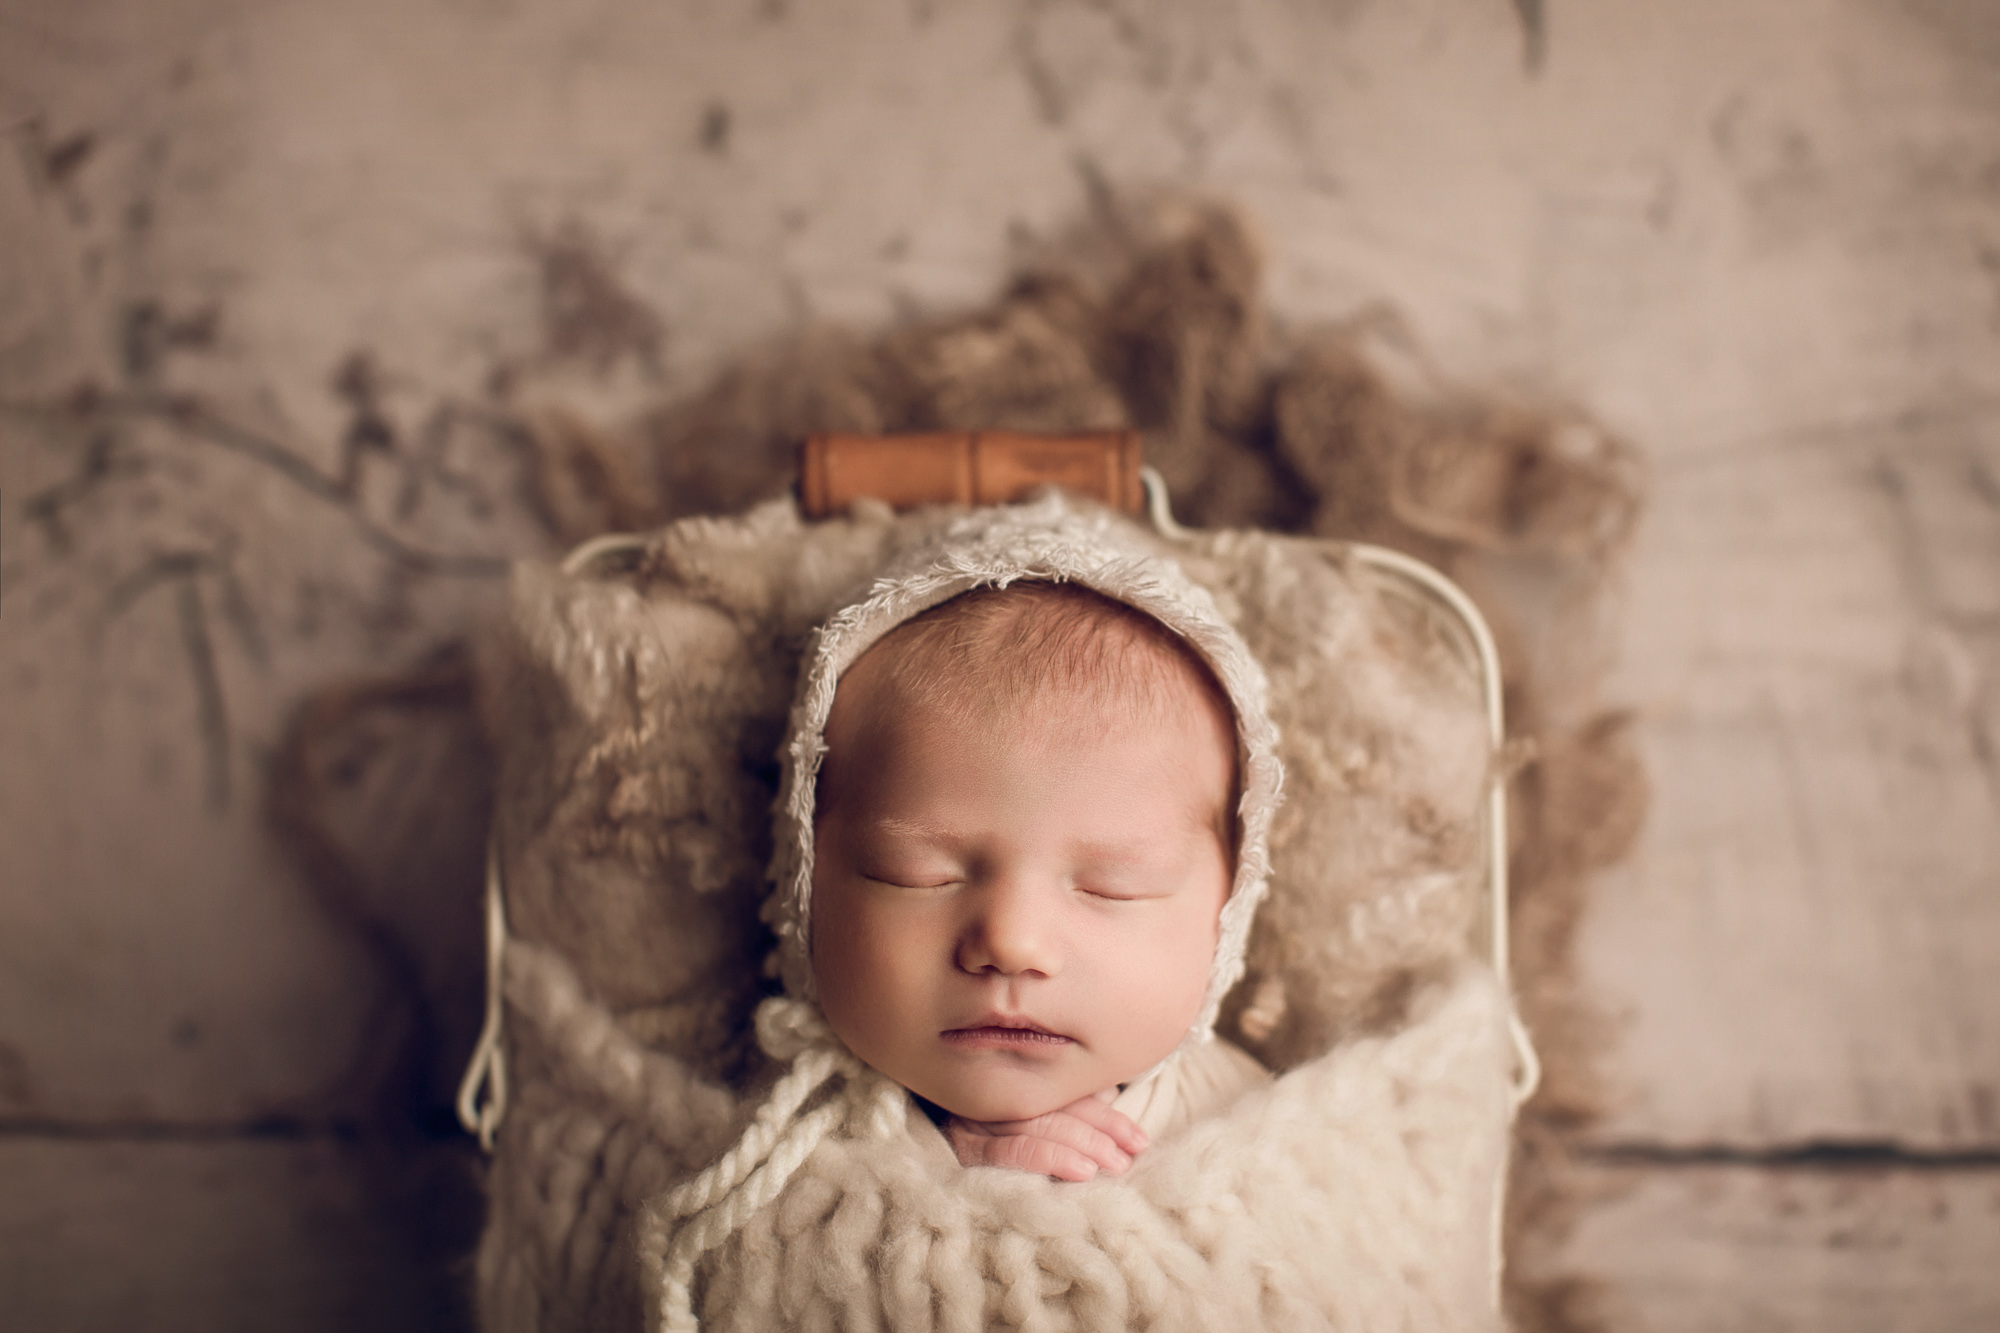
[826,580,1241,846]
[869,580,1229,728]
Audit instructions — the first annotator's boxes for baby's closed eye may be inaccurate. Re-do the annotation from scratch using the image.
[1073,879,1155,902]
[861,868,963,890]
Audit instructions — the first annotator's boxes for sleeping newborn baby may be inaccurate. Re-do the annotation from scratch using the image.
[809,580,1271,1181]
[642,515,1299,1328]
[608,500,1511,1331]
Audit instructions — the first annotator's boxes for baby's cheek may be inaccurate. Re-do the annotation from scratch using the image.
[1156,915,1221,1026]
[812,890,919,1060]
[809,885,867,1017]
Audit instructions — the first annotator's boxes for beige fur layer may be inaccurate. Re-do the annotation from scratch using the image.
[472,495,1507,1330]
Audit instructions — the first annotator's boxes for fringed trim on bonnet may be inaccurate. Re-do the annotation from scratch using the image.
[642,495,1285,1332]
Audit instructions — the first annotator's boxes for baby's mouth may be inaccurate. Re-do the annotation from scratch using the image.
[941,1016,1073,1049]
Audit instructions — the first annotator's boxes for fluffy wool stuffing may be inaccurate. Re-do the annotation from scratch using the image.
[470,493,1514,1331]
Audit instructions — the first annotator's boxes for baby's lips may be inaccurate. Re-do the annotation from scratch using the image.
[946,1011,1070,1039]
[939,1023,1075,1050]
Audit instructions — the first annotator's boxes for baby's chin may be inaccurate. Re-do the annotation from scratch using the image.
[915,1076,1119,1125]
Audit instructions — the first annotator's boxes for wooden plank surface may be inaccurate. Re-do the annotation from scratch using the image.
[1529,1161,2000,1333]
[1582,411,2000,1150]
[0,1138,477,1333]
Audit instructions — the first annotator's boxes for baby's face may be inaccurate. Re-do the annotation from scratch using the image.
[811,669,1234,1124]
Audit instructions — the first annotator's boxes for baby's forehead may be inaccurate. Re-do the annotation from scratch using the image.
[820,651,1238,850]
[820,664,1238,852]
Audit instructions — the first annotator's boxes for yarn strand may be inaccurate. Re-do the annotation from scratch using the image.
[640,997,904,1333]
[454,837,510,1150]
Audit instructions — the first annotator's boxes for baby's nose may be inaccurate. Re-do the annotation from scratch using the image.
[957,882,1062,977]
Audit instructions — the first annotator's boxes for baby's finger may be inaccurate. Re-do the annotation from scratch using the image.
[964,1127,1102,1183]
[1057,1094,1149,1155]
[1008,1109,1132,1175]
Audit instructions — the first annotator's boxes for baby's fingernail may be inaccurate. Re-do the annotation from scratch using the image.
[1131,1130,1150,1150]
[1110,1152,1132,1173]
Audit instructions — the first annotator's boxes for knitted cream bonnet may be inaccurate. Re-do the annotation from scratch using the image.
[641,496,1285,1330]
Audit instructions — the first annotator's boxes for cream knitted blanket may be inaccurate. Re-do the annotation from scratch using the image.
[488,933,1511,1331]
[469,494,1518,1331]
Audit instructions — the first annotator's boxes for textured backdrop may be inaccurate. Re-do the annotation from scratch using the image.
[3,2,1998,1330]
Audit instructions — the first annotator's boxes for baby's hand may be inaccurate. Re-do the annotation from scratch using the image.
[945,1089,1149,1182]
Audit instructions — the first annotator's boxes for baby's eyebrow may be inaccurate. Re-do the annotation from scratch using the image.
[1067,838,1153,864]
[869,816,964,844]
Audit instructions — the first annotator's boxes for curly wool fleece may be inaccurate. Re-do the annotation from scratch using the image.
[472,493,1515,1331]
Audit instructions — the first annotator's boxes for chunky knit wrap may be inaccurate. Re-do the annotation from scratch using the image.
[470,492,1515,1331]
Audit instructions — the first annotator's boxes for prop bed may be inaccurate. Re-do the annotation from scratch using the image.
[455,430,1538,1331]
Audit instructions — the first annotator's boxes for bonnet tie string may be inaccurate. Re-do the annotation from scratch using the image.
[639,996,905,1333]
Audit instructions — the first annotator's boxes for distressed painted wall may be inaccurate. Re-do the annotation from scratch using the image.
[3,1,1997,1328]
